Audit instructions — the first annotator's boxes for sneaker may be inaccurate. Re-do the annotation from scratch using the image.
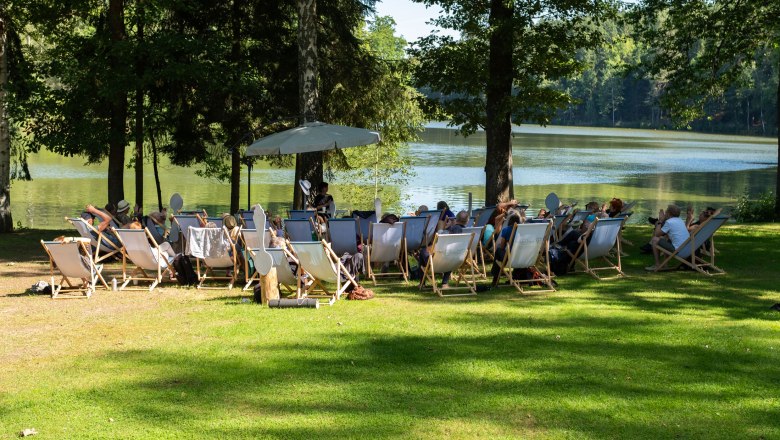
[644,265,658,271]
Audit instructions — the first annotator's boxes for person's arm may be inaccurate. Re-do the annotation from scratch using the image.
[654,210,668,237]
[685,205,694,227]
[86,204,112,232]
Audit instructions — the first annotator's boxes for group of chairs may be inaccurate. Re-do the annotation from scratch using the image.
[41,202,731,300]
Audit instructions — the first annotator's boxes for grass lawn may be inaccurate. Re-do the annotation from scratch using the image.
[1,225,779,439]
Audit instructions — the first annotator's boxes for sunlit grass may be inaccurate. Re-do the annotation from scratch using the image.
[1,225,779,439]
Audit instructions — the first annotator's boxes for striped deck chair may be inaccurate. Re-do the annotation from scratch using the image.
[41,239,109,298]
[290,240,359,304]
[113,228,176,291]
[493,222,555,293]
[285,218,316,242]
[327,218,359,256]
[186,227,239,289]
[566,217,625,279]
[651,212,729,275]
[66,217,122,263]
[419,232,476,297]
[461,226,487,279]
[366,222,408,284]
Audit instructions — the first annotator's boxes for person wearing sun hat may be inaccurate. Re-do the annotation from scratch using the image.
[115,199,132,225]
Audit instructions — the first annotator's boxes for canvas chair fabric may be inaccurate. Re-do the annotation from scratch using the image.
[474,206,497,228]
[170,215,202,244]
[243,246,300,291]
[419,232,476,297]
[285,218,316,242]
[66,217,121,263]
[289,240,358,304]
[145,217,167,244]
[353,213,377,244]
[238,211,256,229]
[41,240,108,298]
[567,217,625,279]
[461,226,487,278]
[652,213,729,275]
[418,210,444,245]
[366,222,408,284]
[187,227,239,289]
[400,215,429,253]
[287,210,317,221]
[494,222,556,293]
[327,218,359,256]
[113,228,175,291]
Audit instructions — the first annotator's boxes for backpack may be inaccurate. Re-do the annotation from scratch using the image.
[173,254,198,286]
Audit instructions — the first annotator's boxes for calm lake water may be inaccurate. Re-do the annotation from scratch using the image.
[11,124,778,229]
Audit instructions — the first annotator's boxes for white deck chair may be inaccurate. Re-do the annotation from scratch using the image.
[171,214,203,247]
[419,232,476,297]
[419,209,444,245]
[113,228,175,291]
[186,227,239,289]
[461,226,487,279]
[240,228,271,286]
[494,222,555,293]
[285,218,316,242]
[66,217,121,263]
[327,218,359,256]
[652,212,729,275]
[353,213,377,244]
[290,240,358,304]
[566,217,625,279]
[244,246,302,292]
[366,222,408,284]
[41,239,108,298]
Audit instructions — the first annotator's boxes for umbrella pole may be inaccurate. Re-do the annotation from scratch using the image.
[247,161,252,211]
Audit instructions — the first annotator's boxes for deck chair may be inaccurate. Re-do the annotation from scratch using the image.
[243,246,301,292]
[200,216,224,228]
[461,226,487,279]
[652,212,729,275]
[419,209,444,246]
[366,222,408,284]
[171,215,203,248]
[419,232,476,297]
[566,217,625,279]
[287,209,317,221]
[493,222,555,293]
[41,239,109,298]
[290,240,358,304]
[552,214,571,242]
[473,206,497,228]
[186,227,239,289]
[113,228,175,291]
[240,228,272,286]
[353,213,377,244]
[571,210,590,223]
[65,217,122,263]
[399,215,429,272]
[144,217,167,245]
[237,211,256,229]
[285,218,316,242]
[327,218,359,256]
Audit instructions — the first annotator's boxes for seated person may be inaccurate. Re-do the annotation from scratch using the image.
[115,200,133,225]
[606,198,624,218]
[490,211,523,283]
[413,205,429,216]
[646,204,690,271]
[126,220,177,261]
[312,181,333,221]
[437,201,455,220]
[418,210,469,288]
[85,204,124,248]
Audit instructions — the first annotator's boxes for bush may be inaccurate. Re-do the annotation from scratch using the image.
[733,190,776,222]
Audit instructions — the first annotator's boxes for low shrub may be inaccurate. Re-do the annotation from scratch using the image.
[733,190,776,222]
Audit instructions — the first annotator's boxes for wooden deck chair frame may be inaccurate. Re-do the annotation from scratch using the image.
[461,226,487,279]
[419,232,477,297]
[189,227,240,290]
[41,240,109,298]
[65,217,122,264]
[290,240,358,304]
[113,227,176,291]
[652,211,728,275]
[566,217,625,280]
[237,210,256,228]
[353,213,377,244]
[366,222,408,285]
[199,215,224,228]
[493,222,556,293]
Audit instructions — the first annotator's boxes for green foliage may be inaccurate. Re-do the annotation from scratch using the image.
[733,191,776,223]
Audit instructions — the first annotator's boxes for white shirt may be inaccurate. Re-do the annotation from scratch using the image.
[661,217,689,250]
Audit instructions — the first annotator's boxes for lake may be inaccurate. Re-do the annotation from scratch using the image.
[11,124,777,229]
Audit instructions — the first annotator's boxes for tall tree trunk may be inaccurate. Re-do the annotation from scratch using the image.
[775,63,779,220]
[107,0,127,205]
[0,15,12,232]
[134,0,144,211]
[150,128,163,212]
[293,0,322,210]
[228,0,242,214]
[484,0,514,205]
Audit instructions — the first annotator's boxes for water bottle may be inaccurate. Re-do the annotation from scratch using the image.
[111,278,117,291]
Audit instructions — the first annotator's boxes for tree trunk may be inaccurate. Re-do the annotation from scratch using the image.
[107,0,127,205]
[775,62,779,220]
[0,15,12,232]
[293,0,322,210]
[230,146,241,214]
[134,0,144,211]
[228,0,242,214]
[484,0,514,206]
[150,128,163,212]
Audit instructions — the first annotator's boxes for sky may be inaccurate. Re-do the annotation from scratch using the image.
[373,1,457,44]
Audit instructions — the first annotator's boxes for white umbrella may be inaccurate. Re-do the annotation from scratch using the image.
[245,121,381,156]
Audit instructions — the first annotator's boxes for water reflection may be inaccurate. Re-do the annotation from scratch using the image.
[10,125,777,229]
